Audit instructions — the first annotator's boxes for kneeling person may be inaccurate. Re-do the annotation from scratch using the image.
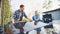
[13,5,31,34]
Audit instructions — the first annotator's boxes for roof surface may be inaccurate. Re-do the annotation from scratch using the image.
[43,8,60,13]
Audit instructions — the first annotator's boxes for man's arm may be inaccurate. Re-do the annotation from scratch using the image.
[24,13,32,22]
[24,12,27,18]
[12,11,17,24]
[11,18,15,24]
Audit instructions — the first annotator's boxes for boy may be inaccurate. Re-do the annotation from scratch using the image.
[32,11,42,34]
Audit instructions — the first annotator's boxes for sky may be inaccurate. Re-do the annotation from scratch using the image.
[10,0,60,18]
[10,0,60,11]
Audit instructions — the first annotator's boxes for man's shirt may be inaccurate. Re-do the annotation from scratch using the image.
[13,10,27,23]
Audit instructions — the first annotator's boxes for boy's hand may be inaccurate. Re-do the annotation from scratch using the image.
[34,21,38,25]
[35,19,39,21]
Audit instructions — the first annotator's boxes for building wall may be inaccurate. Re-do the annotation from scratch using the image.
[44,10,60,20]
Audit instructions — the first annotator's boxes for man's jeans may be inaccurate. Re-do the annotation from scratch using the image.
[14,22,26,29]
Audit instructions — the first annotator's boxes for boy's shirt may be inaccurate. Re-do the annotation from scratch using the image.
[32,14,43,22]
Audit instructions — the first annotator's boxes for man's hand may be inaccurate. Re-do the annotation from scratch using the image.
[29,18,32,22]
[27,18,32,22]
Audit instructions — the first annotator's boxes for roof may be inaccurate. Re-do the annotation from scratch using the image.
[43,8,60,13]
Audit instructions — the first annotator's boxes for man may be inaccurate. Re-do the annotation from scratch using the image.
[13,5,31,34]
[32,11,42,34]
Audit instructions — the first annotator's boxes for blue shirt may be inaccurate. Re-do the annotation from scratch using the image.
[13,10,27,21]
[32,14,43,22]
[32,14,43,31]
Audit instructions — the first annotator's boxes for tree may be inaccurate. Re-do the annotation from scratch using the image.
[2,0,13,25]
[43,0,52,10]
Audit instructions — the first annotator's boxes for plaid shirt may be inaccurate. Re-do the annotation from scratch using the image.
[13,10,27,21]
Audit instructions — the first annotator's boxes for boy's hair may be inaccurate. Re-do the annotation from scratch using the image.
[20,5,24,7]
